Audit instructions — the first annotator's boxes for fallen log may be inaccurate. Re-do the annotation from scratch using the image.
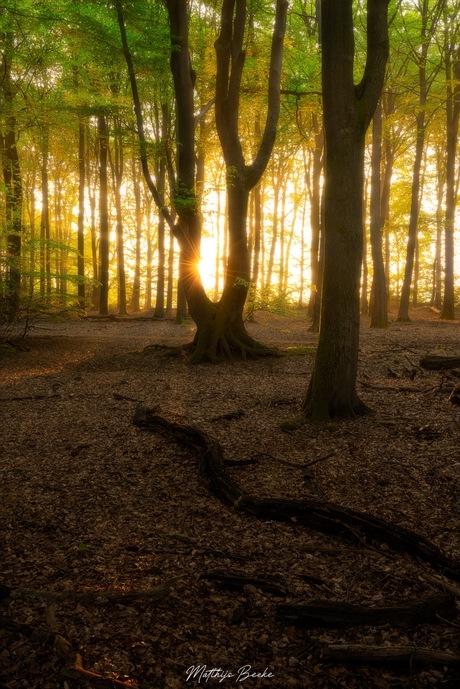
[419,355,460,371]
[321,643,460,669]
[133,407,460,582]
[276,594,455,628]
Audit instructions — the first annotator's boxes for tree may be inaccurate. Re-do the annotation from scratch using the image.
[0,9,23,323]
[117,0,287,361]
[440,5,460,320]
[397,0,443,321]
[303,0,390,420]
[369,99,388,327]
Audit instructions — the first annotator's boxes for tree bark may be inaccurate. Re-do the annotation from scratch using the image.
[0,43,22,323]
[304,0,390,420]
[441,36,460,320]
[77,117,86,307]
[98,114,110,316]
[369,100,388,327]
[397,3,441,321]
[110,120,127,316]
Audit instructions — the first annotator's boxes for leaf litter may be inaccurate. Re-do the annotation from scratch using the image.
[1,308,460,688]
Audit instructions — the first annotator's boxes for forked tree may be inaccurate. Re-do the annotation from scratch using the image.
[116,0,287,362]
[303,0,390,420]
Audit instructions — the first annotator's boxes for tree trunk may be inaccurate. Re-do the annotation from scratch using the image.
[303,0,390,420]
[307,117,323,320]
[40,130,51,298]
[77,117,85,307]
[111,122,127,316]
[432,145,444,309]
[0,64,22,323]
[0,30,22,323]
[397,11,430,322]
[98,114,110,316]
[369,100,388,327]
[441,39,460,320]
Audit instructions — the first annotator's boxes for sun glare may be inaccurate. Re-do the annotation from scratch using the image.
[198,256,216,293]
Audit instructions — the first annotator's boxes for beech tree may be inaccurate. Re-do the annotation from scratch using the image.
[117,0,287,361]
[303,0,390,420]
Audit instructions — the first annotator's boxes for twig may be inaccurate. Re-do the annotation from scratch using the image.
[1,617,137,688]
[253,450,335,469]
[0,394,61,402]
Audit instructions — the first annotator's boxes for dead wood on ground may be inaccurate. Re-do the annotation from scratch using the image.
[132,406,460,582]
[276,594,455,628]
[419,355,460,370]
[321,643,460,669]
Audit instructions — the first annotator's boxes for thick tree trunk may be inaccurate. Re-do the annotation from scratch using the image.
[189,183,269,363]
[304,0,389,419]
[0,112,22,322]
[304,130,370,419]
[0,31,22,323]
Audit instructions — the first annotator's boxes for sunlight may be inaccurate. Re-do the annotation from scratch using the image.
[197,236,218,293]
[197,255,216,293]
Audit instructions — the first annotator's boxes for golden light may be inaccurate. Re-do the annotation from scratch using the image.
[197,255,216,292]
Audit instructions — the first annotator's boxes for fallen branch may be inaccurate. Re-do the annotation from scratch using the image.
[420,355,460,371]
[276,594,455,628]
[0,617,137,688]
[132,407,460,582]
[0,576,182,605]
[321,643,460,669]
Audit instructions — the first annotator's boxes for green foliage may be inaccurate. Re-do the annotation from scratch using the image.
[245,285,299,317]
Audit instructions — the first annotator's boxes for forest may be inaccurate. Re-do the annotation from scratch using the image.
[1,1,460,688]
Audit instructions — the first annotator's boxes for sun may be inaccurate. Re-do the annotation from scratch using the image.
[197,255,216,292]
[197,237,218,292]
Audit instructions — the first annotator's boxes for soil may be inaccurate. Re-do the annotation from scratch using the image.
[1,305,460,689]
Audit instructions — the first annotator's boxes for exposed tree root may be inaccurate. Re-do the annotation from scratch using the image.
[133,407,460,582]
[276,594,456,629]
[321,643,460,669]
[189,321,278,364]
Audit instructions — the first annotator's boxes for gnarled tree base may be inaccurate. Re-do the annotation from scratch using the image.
[189,316,277,364]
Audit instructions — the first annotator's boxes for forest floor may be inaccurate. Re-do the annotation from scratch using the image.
[1,305,460,689]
